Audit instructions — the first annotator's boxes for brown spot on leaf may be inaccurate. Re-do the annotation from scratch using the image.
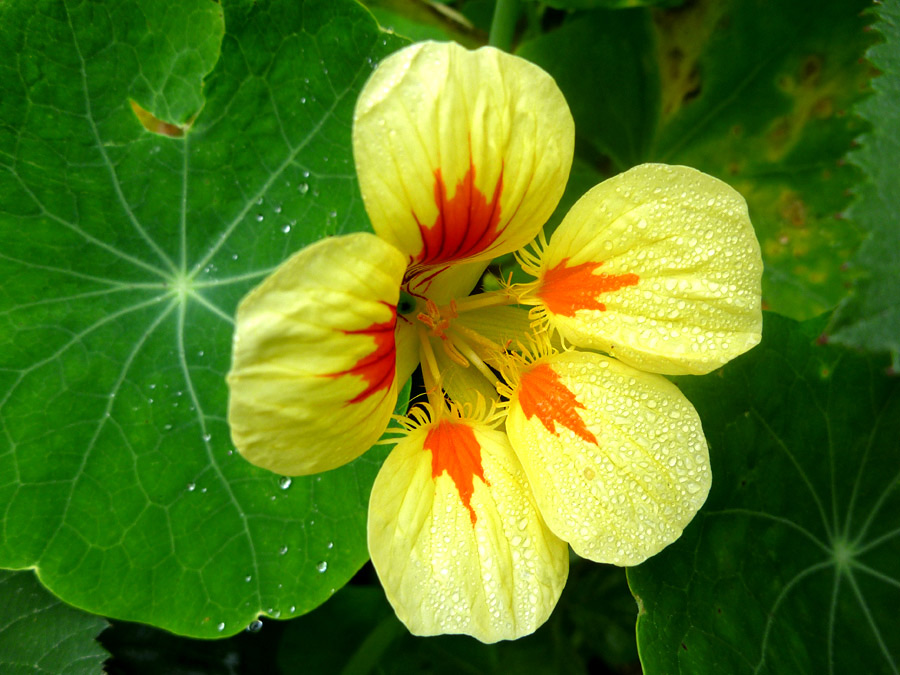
[800,55,823,85]
[130,100,185,138]
[767,117,792,155]
[813,97,834,118]
[779,192,808,227]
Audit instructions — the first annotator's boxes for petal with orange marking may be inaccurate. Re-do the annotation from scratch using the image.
[506,350,710,566]
[354,41,574,266]
[227,233,407,476]
[537,164,762,375]
[368,418,568,642]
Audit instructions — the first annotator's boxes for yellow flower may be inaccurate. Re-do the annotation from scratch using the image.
[226,41,762,643]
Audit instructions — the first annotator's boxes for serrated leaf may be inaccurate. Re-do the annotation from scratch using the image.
[0,570,109,675]
[628,313,900,674]
[827,0,900,370]
[0,0,408,637]
[518,0,873,321]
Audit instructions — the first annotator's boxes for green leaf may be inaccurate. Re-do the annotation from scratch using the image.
[0,570,109,675]
[628,313,900,674]
[651,0,872,322]
[529,0,684,9]
[516,9,660,172]
[0,0,408,637]
[518,0,873,321]
[827,0,900,370]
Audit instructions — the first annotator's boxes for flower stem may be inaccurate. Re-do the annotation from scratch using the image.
[488,0,520,51]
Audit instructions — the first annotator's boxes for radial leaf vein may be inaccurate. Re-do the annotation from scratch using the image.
[845,568,899,674]
[705,508,830,553]
[7,169,170,280]
[751,408,833,540]
[40,299,178,559]
[188,53,376,277]
[63,2,178,277]
[753,559,834,674]
[0,293,170,411]
[192,292,235,325]
[851,560,900,590]
[175,302,261,604]
[827,567,840,675]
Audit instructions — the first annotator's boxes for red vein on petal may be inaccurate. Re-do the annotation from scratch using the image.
[425,420,488,526]
[538,258,639,316]
[329,303,397,405]
[517,363,598,445]
[412,162,504,266]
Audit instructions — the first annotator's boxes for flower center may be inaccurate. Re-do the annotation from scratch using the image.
[409,291,519,410]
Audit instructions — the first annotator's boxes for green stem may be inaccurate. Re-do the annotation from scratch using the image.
[488,0,521,51]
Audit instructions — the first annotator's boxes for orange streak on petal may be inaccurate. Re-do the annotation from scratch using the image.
[538,258,639,317]
[425,420,489,526]
[413,162,504,265]
[517,363,597,445]
[329,303,397,405]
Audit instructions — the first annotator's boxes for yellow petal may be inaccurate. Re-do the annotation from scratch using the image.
[354,41,574,267]
[405,258,488,306]
[227,233,407,476]
[368,416,568,642]
[505,350,710,566]
[535,164,762,375]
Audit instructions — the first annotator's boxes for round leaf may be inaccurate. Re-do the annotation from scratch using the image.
[0,0,408,637]
[629,313,900,673]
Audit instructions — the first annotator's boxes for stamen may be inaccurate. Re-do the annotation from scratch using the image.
[417,299,468,366]
[417,326,446,412]
[449,290,515,314]
[447,330,502,390]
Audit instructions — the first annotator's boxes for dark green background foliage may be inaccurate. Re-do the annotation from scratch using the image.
[1,0,898,673]
[0,570,108,675]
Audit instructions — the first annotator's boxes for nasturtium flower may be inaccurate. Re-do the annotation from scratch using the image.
[227,41,762,643]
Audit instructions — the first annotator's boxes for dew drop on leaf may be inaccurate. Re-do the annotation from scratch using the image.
[316,561,328,573]
[278,476,292,490]
[246,619,263,633]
